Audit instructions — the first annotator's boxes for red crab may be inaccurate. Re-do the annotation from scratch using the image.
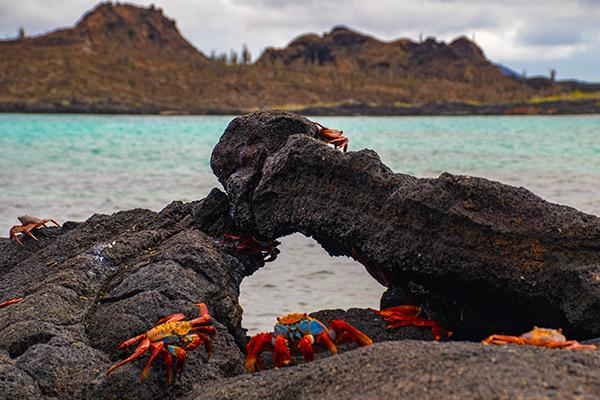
[482,327,596,350]
[245,313,373,372]
[314,122,349,152]
[107,303,216,384]
[369,305,452,341]
[9,215,60,245]
[0,297,23,308]
[223,233,281,262]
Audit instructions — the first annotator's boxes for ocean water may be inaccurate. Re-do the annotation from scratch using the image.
[1,114,599,333]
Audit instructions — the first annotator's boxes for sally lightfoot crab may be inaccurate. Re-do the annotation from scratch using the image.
[107,303,216,383]
[314,122,349,152]
[9,215,60,245]
[369,305,452,341]
[482,327,596,350]
[0,297,23,308]
[223,233,281,262]
[245,313,372,372]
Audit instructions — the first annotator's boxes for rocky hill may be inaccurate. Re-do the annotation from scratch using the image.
[0,2,598,114]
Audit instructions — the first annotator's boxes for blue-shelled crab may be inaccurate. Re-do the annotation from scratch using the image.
[245,313,372,371]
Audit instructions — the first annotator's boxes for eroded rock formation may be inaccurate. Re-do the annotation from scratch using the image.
[211,110,600,339]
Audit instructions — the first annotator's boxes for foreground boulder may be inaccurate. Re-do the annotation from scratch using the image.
[211,110,600,339]
[190,340,600,400]
[0,189,259,400]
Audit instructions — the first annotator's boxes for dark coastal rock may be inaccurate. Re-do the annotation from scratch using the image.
[211,110,600,340]
[310,308,436,343]
[190,340,600,400]
[0,189,259,400]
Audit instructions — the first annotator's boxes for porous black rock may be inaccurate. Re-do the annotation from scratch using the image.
[310,308,437,343]
[0,189,258,400]
[190,340,600,400]
[211,110,600,340]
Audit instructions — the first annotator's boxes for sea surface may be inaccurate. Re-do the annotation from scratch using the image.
[1,114,599,333]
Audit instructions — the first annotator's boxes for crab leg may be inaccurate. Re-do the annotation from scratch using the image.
[107,337,151,375]
[558,341,596,350]
[369,306,452,341]
[272,335,291,368]
[9,227,23,245]
[156,313,186,324]
[330,319,373,347]
[116,333,146,350]
[0,297,23,308]
[315,331,338,354]
[245,332,274,372]
[11,235,23,245]
[23,228,39,241]
[482,335,526,345]
[9,226,39,244]
[195,333,213,358]
[140,342,165,382]
[298,335,316,362]
[162,349,174,384]
[193,325,217,335]
[189,303,211,325]
[165,345,187,380]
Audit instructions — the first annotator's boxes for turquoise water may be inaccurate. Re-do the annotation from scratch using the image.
[1,114,599,332]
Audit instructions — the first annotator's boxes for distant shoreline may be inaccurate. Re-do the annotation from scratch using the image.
[1,99,599,116]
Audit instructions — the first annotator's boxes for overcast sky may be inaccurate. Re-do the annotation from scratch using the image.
[1,0,599,81]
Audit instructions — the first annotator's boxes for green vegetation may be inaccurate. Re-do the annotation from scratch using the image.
[529,91,600,104]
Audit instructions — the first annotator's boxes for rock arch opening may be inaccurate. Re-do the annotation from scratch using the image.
[239,233,386,334]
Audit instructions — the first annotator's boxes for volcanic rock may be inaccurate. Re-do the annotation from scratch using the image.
[211,110,600,340]
[189,340,600,400]
[0,189,257,400]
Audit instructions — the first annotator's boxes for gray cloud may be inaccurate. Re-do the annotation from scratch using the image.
[1,0,599,81]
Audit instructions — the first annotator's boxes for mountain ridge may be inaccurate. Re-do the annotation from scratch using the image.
[0,2,598,115]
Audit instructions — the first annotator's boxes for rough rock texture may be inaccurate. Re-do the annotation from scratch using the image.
[310,308,436,343]
[191,340,600,400]
[0,188,259,400]
[211,110,600,340]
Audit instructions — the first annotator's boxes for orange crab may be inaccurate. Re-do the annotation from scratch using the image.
[482,327,596,350]
[314,122,349,152]
[107,303,216,384]
[369,305,452,341]
[0,297,23,308]
[245,313,372,372]
[9,215,60,245]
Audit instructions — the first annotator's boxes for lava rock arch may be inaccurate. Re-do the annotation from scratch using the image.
[211,110,600,340]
